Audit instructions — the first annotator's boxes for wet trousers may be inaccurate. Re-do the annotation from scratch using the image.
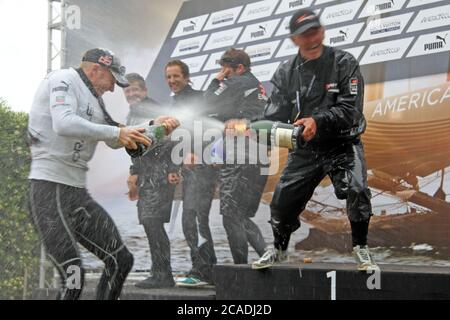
[270,141,373,251]
[182,165,218,281]
[29,180,134,300]
[141,217,173,279]
[220,164,268,264]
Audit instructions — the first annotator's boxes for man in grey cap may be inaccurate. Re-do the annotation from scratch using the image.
[253,9,378,271]
[28,48,179,299]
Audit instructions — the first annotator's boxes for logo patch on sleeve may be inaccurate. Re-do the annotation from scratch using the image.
[214,83,228,96]
[52,81,70,93]
[325,83,339,93]
[349,78,358,95]
[52,86,69,93]
[55,96,66,104]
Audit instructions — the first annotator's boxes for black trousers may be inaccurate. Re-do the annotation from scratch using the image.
[29,180,134,300]
[137,173,175,279]
[220,164,268,264]
[270,140,373,251]
[182,165,218,281]
[141,217,172,279]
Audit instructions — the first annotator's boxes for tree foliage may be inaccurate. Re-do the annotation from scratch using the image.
[0,99,39,299]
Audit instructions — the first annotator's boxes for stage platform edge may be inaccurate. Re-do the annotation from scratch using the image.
[213,263,450,300]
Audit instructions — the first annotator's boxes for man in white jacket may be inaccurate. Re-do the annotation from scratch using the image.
[28,48,179,300]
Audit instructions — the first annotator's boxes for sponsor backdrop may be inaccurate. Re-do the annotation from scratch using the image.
[65,0,450,265]
[147,0,450,102]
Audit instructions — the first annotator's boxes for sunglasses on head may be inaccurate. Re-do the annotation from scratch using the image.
[219,57,242,67]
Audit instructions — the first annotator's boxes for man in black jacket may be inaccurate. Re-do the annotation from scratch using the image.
[204,49,268,266]
[252,9,378,271]
[124,73,180,288]
[165,60,219,287]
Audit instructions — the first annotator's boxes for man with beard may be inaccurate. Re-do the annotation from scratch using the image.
[124,73,181,288]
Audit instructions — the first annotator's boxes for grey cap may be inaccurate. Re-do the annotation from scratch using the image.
[82,48,129,88]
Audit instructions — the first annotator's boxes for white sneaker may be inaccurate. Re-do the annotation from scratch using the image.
[353,245,379,271]
[251,247,288,270]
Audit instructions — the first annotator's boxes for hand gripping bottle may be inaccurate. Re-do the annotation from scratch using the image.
[126,122,169,158]
[242,120,306,150]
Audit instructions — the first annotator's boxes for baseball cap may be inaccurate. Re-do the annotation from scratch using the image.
[289,9,322,36]
[82,48,129,88]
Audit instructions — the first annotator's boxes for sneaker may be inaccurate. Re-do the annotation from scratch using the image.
[135,276,175,289]
[251,247,288,270]
[176,276,209,288]
[353,245,379,271]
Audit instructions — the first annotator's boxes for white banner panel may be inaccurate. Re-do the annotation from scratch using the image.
[171,14,209,38]
[407,30,450,58]
[320,0,364,26]
[407,0,444,9]
[203,6,244,31]
[360,37,414,65]
[275,16,292,36]
[238,18,281,44]
[315,0,337,5]
[203,27,243,51]
[359,0,407,19]
[275,38,298,58]
[171,34,209,57]
[325,22,365,47]
[203,51,225,71]
[181,55,209,73]
[190,74,209,90]
[275,0,314,15]
[251,61,281,82]
[407,4,450,33]
[343,46,365,60]
[245,40,281,62]
[359,12,414,42]
[238,0,280,23]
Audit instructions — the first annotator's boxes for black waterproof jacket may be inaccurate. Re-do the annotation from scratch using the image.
[204,71,268,122]
[204,71,268,218]
[264,45,366,152]
[127,97,178,223]
[173,85,203,108]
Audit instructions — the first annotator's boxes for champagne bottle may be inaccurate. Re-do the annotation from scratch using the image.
[248,120,305,150]
[126,122,169,158]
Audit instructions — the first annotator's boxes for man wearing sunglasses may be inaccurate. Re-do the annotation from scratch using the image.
[204,48,269,266]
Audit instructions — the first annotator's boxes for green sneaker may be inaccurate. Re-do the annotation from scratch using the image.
[176,276,209,288]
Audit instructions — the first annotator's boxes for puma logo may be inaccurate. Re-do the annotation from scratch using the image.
[436,34,447,45]
[339,30,348,38]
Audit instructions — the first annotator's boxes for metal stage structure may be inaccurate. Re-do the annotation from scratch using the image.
[39,0,68,290]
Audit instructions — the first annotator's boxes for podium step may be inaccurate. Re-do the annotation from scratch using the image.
[33,285,216,300]
[212,263,450,300]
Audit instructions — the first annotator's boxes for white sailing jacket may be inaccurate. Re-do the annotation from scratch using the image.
[28,68,121,188]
